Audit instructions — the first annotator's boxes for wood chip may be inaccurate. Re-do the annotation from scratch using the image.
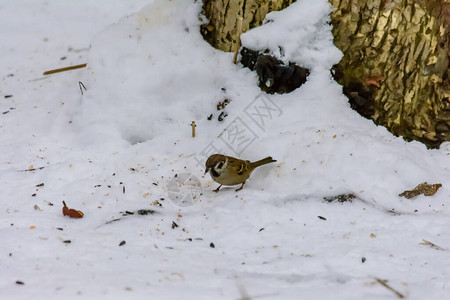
[399,182,442,199]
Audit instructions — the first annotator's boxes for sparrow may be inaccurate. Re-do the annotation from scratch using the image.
[205,154,276,192]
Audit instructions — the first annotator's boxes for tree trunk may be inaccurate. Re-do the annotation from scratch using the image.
[201,0,450,147]
[201,0,295,52]
[330,0,450,148]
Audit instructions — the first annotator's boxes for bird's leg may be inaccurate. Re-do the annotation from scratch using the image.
[213,184,222,193]
[235,182,245,192]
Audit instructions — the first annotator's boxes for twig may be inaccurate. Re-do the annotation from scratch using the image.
[43,63,87,75]
[96,209,158,229]
[374,278,405,299]
[420,239,445,251]
[79,81,87,95]
[190,121,196,137]
[18,166,45,172]
[233,17,243,64]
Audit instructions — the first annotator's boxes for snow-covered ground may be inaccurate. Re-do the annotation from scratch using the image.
[1,1,450,299]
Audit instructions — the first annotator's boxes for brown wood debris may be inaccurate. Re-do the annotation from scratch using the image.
[399,182,442,199]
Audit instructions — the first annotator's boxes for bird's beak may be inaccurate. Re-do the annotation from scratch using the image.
[205,167,210,174]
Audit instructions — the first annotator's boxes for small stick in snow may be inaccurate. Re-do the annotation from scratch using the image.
[104,218,122,225]
[420,239,445,251]
[79,81,87,95]
[374,278,405,299]
[233,17,243,64]
[18,166,45,172]
[43,63,87,75]
[190,121,196,137]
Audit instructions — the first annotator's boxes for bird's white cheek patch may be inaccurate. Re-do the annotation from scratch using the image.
[214,159,228,173]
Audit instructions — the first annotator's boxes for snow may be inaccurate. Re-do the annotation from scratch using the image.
[1,0,450,299]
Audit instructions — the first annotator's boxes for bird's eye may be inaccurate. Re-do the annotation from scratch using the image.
[217,162,224,169]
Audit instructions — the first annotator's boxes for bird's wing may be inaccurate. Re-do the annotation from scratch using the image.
[227,157,248,175]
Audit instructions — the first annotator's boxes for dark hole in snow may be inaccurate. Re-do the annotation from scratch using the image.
[332,64,375,119]
[240,47,310,94]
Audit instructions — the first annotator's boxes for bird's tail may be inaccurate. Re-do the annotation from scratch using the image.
[251,156,277,168]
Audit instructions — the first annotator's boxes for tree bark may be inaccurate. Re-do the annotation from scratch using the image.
[201,0,295,52]
[201,0,450,147]
[330,0,450,148]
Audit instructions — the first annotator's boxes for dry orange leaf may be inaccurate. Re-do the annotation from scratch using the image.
[62,201,84,219]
